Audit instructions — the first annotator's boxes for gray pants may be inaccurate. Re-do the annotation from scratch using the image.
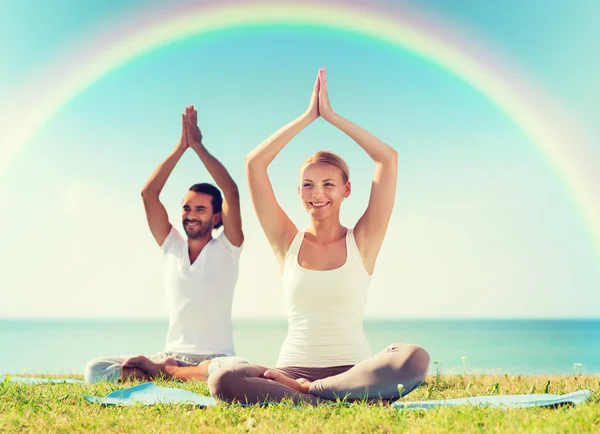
[84,351,227,384]
[208,343,430,405]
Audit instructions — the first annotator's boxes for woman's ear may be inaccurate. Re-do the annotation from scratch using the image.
[344,181,352,198]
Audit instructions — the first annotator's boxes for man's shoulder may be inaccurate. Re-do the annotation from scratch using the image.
[161,226,186,255]
[213,230,243,256]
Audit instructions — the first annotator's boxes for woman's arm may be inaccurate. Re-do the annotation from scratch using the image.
[319,69,399,274]
[245,74,321,267]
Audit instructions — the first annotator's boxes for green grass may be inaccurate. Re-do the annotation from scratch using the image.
[1,373,599,433]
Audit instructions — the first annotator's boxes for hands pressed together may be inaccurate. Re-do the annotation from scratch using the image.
[306,68,335,122]
[178,104,204,152]
[178,67,333,151]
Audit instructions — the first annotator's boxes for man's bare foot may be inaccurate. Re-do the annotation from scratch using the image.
[122,355,150,369]
[155,357,178,378]
[263,370,311,394]
[123,355,178,378]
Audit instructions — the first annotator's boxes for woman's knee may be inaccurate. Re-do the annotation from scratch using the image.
[208,366,236,399]
[208,363,263,401]
[386,344,430,375]
[406,345,430,377]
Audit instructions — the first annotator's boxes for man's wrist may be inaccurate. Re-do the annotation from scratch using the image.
[192,142,207,154]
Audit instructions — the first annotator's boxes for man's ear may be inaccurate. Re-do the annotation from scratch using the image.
[213,212,223,227]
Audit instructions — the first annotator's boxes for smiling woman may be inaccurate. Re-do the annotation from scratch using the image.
[299,152,351,227]
[205,68,430,405]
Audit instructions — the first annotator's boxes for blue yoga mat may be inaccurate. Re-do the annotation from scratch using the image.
[394,390,592,409]
[1,375,84,384]
[84,382,591,409]
[85,382,217,406]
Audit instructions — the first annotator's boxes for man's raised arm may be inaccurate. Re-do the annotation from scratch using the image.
[141,114,188,246]
[185,105,244,247]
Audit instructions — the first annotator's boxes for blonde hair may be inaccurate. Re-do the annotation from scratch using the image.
[300,151,350,183]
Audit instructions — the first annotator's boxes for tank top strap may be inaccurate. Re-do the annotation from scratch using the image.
[286,229,306,258]
[345,227,360,258]
[345,228,367,272]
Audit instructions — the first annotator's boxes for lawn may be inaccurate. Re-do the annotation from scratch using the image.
[1,373,598,433]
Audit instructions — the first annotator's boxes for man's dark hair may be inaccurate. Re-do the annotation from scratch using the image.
[189,183,223,229]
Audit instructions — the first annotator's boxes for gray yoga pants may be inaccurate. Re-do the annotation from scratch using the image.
[208,343,429,405]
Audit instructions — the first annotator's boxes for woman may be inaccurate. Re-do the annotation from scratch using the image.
[209,69,430,405]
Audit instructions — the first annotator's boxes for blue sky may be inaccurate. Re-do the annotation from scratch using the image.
[0,0,598,319]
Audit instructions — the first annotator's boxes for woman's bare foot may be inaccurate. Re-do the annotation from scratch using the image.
[263,370,311,394]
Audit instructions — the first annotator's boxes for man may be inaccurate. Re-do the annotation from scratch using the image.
[84,105,246,383]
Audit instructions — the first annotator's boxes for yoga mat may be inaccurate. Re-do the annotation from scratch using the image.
[394,390,592,409]
[85,382,591,409]
[85,382,217,406]
[0,375,84,384]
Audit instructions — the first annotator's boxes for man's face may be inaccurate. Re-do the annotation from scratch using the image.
[181,191,216,239]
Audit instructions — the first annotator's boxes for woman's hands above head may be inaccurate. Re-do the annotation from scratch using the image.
[304,71,321,122]
[304,68,335,123]
[318,68,335,121]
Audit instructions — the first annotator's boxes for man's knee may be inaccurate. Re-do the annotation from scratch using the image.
[207,356,249,376]
[84,357,121,384]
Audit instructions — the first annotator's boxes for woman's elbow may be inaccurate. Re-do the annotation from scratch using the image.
[244,154,265,171]
[379,148,398,167]
[244,153,258,168]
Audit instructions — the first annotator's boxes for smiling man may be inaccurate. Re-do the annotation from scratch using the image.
[84,105,247,383]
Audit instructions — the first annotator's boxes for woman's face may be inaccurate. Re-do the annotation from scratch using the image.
[298,162,350,220]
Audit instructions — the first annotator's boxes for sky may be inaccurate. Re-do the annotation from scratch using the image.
[0,0,599,319]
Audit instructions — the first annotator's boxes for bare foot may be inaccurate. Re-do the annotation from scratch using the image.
[263,370,311,394]
[122,355,149,369]
[156,357,179,378]
[123,356,177,378]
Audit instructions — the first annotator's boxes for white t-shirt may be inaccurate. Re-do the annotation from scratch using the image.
[160,226,242,356]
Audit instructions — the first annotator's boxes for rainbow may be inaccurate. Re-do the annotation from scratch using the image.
[1,0,599,262]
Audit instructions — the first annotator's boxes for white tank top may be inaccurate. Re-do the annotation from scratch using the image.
[276,228,373,368]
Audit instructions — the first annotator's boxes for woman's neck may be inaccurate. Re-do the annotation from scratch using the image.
[306,217,346,245]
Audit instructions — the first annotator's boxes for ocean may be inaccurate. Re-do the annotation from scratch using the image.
[1,318,599,376]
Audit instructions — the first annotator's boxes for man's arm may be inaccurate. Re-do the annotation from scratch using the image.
[185,105,244,247]
[141,114,187,246]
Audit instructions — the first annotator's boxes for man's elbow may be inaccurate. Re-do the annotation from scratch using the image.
[224,184,240,200]
[140,187,158,199]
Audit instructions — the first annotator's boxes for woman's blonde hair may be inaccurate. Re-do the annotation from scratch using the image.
[300,151,350,183]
